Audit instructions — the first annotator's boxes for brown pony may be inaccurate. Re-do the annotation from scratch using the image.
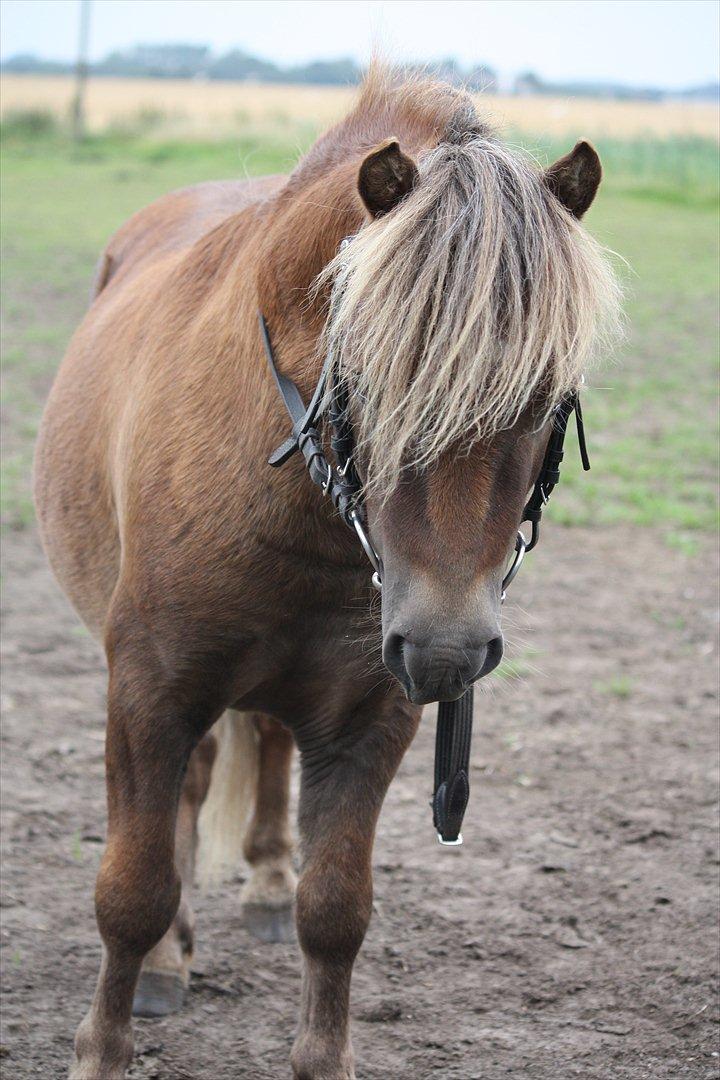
[34,69,620,1079]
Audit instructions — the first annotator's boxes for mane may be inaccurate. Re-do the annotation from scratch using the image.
[315,69,623,494]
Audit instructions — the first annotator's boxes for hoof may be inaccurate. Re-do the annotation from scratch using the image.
[132,970,186,1018]
[243,902,296,944]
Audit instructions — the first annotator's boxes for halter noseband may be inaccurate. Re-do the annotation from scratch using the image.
[259,310,590,845]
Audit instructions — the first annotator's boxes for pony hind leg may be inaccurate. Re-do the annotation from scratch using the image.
[132,732,217,1018]
[240,714,297,943]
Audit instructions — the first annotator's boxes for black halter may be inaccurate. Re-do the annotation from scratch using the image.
[259,311,590,844]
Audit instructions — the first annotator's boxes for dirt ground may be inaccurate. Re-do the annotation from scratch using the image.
[1,523,718,1080]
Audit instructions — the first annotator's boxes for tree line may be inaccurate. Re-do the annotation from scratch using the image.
[2,44,717,100]
[1,43,496,89]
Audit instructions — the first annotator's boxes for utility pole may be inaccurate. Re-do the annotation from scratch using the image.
[72,0,92,141]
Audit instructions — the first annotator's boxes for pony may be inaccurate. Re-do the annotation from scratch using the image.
[34,68,620,1079]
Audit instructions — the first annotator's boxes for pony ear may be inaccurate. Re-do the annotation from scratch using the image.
[544,140,602,218]
[358,138,419,218]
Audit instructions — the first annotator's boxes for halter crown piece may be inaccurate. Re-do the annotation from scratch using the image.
[259,304,590,846]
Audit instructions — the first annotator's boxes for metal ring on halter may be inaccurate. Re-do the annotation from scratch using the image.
[349,509,382,591]
[501,530,527,602]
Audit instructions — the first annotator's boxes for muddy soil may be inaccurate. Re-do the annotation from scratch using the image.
[1,525,718,1079]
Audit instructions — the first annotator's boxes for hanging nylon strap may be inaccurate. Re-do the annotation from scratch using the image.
[432,688,473,845]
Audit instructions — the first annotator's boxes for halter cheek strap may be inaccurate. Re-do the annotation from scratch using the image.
[521,389,590,552]
[259,310,590,845]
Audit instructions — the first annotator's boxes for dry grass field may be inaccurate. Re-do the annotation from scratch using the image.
[2,72,719,140]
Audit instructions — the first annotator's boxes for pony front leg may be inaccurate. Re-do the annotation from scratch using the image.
[70,616,225,1080]
[290,698,420,1080]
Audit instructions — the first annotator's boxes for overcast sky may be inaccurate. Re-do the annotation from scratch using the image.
[1,0,718,88]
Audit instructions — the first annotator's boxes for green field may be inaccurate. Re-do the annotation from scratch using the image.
[1,124,718,551]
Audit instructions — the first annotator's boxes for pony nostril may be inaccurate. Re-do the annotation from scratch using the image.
[382,632,409,684]
[478,635,503,678]
[383,633,436,693]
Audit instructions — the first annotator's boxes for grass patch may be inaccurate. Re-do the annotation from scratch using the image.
[490,646,544,682]
[0,451,36,529]
[492,657,533,681]
[594,675,635,699]
[0,107,57,140]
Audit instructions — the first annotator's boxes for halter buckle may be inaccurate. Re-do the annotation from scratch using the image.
[437,832,463,846]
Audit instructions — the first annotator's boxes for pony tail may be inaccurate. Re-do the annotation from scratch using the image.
[196,710,259,888]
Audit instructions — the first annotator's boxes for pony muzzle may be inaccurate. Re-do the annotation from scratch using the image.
[382,629,504,705]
